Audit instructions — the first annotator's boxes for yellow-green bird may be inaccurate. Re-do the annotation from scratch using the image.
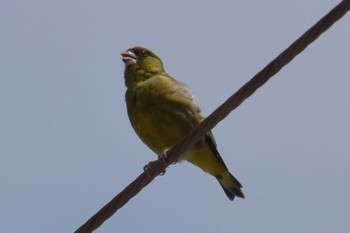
[121,46,244,201]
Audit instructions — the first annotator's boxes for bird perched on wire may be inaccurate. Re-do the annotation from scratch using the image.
[121,46,244,201]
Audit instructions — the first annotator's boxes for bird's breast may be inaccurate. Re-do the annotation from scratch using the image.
[126,84,191,154]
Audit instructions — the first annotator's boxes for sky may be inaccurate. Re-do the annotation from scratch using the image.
[1,1,349,233]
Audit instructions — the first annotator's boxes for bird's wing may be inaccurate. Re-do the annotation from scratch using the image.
[159,77,223,155]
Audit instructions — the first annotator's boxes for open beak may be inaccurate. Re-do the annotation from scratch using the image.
[121,50,137,65]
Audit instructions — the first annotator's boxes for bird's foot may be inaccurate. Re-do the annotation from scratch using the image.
[143,160,166,176]
[158,148,177,165]
[143,148,178,177]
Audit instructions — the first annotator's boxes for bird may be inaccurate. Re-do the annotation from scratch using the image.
[121,46,244,201]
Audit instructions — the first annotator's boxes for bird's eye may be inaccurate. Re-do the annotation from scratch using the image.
[139,50,148,57]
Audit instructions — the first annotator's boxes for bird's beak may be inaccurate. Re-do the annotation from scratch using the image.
[121,50,137,65]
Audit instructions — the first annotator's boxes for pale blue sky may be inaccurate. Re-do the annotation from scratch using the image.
[1,1,349,233]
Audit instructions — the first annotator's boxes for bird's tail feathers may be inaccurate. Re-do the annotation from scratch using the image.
[217,172,245,201]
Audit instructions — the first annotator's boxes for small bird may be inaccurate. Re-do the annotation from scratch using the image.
[121,46,244,201]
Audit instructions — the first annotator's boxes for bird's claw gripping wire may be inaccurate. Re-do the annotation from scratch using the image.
[143,148,178,176]
[159,148,177,165]
[143,160,166,176]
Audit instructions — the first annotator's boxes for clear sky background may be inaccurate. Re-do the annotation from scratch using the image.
[1,1,349,233]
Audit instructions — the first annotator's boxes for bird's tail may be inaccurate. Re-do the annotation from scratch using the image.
[184,135,245,201]
[217,171,245,201]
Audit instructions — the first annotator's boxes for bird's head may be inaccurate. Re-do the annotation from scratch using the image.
[121,46,166,87]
